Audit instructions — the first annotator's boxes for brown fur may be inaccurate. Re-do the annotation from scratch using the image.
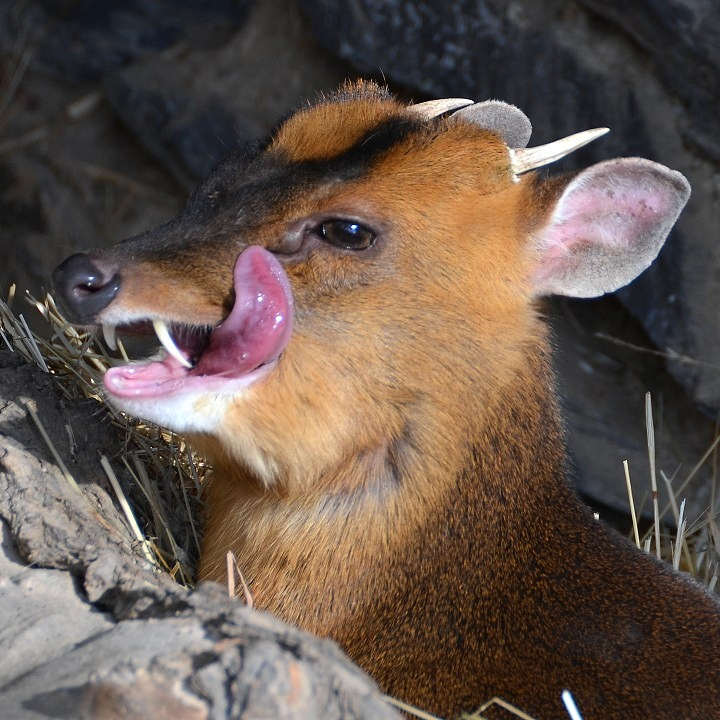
[56,83,720,719]
[271,82,403,162]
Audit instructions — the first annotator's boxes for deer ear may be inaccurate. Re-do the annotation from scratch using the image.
[408,98,532,148]
[453,100,533,148]
[531,158,690,298]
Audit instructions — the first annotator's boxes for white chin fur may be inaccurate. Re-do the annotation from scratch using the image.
[107,385,279,486]
[106,388,235,435]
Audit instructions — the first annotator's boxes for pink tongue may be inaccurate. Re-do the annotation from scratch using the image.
[103,246,293,400]
[193,246,293,378]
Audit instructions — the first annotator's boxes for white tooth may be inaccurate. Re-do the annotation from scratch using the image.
[102,324,118,351]
[152,320,192,368]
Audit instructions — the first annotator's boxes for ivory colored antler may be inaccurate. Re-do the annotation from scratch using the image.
[510,127,610,175]
[406,98,473,119]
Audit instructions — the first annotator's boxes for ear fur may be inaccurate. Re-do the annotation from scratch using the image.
[531,158,691,298]
[454,100,532,148]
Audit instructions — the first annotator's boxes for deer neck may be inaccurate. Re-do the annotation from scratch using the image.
[197,331,581,624]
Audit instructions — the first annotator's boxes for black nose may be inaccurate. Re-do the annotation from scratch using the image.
[52,253,121,324]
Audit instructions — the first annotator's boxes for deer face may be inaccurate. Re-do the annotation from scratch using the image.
[53,82,689,493]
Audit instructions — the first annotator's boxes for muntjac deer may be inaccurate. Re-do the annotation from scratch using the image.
[53,81,720,720]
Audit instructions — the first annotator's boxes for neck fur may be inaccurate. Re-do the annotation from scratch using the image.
[199,333,579,620]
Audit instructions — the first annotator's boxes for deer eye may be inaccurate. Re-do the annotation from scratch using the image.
[317,220,376,250]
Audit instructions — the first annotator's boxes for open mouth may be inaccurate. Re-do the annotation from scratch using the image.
[103,246,293,400]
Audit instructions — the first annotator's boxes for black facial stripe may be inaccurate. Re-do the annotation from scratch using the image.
[111,114,425,261]
[313,115,422,179]
[205,116,423,220]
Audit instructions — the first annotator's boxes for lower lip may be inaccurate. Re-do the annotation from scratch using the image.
[104,356,277,400]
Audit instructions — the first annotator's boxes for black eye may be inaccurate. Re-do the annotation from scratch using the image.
[317,220,376,250]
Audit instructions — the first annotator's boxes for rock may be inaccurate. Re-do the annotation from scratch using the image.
[104,67,244,188]
[551,296,718,522]
[0,90,182,302]
[0,0,253,82]
[576,0,720,162]
[296,0,720,412]
[103,0,355,185]
[0,347,399,720]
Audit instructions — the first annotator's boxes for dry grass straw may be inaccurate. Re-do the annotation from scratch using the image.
[624,392,720,591]
[385,693,587,720]
[0,286,206,585]
[385,695,542,720]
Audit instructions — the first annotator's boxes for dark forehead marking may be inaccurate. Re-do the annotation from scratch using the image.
[183,113,427,228]
[303,114,424,178]
[109,93,435,262]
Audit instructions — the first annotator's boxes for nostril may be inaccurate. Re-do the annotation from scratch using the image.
[52,253,121,323]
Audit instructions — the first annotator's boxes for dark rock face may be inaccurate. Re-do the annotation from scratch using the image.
[104,67,243,189]
[1,0,253,81]
[0,347,399,720]
[577,0,720,162]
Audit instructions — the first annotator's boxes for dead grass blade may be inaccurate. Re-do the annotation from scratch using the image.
[645,393,661,560]
[624,394,720,591]
[623,460,640,549]
[561,690,584,720]
[1,287,206,585]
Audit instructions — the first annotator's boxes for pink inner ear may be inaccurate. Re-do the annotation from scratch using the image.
[537,183,667,269]
[531,158,690,298]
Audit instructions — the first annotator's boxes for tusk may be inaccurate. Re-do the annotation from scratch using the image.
[152,319,192,369]
[406,98,474,120]
[102,324,117,351]
[510,127,610,175]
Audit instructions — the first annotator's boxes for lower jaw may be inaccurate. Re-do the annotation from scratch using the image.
[103,361,275,435]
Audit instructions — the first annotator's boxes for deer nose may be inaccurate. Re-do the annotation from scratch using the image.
[52,253,121,323]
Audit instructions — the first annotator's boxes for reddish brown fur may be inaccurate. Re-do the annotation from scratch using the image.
[58,83,720,719]
[272,87,405,161]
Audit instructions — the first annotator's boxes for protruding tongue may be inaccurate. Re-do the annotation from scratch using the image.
[193,246,293,378]
[103,246,293,400]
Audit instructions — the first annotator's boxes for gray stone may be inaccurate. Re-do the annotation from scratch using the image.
[103,0,355,186]
[0,0,253,82]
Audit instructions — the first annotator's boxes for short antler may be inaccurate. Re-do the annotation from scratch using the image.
[409,96,608,176]
[405,98,473,119]
[510,127,610,175]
